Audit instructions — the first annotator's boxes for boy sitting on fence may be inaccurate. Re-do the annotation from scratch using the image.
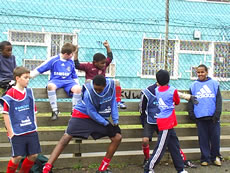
[74,40,127,109]
[30,43,82,120]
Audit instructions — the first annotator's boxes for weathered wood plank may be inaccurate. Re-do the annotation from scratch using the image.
[1,127,230,143]
[32,88,230,100]
[0,141,80,157]
[35,100,230,113]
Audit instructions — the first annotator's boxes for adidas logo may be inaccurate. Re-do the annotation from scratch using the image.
[61,63,65,66]
[196,85,215,98]
[158,98,168,109]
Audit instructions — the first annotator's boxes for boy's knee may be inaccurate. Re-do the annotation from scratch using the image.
[27,154,38,162]
[114,80,120,86]
[113,133,122,143]
[142,138,149,146]
[47,83,57,91]
[71,85,82,93]
[12,156,23,164]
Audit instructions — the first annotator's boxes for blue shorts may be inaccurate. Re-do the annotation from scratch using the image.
[66,117,121,140]
[9,132,41,157]
[48,79,79,96]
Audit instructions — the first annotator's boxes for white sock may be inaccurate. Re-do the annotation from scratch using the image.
[48,90,58,111]
[72,93,82,108]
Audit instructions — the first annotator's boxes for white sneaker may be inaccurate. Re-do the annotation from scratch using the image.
[149,171,155,173]
[180,170,188,173]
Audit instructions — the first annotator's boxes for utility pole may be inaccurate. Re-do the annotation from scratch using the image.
[164,0,169,70]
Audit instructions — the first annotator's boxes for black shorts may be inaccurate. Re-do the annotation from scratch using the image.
[66,117,121,140]
[9,132,41,157]
[142,123,159,141]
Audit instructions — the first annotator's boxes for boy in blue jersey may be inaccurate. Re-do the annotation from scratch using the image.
[0,67,41,173]
[140,83,196,169]
[188,64,222,167]
[43,75,122,173]
[144,70,187,173]
[30,43,82,120]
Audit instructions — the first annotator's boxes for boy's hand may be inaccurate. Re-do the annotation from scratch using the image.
[103,40,110,48]
[73,45,79,60]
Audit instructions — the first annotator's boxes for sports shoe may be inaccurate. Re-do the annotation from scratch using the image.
[213,156,221,166]
[142,159,149,168]
[201,161,208,166]
[43,163,52,173]
[96,169,112,173]
[179,170,188,173]
[117,101,127,109]
[184,160,197,168]
[51,110,59,121]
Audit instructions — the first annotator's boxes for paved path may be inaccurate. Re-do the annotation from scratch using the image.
[54,160,230,173]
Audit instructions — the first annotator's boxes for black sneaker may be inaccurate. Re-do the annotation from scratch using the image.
[143,159,149,168]
[96,170,112,173]
[184,160,197,168]
[51,110,59,121]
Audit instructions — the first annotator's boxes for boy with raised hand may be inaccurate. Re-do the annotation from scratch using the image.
[144,70,188,173]
[0,66,41,173]
[30,43,82,120]
[74,40,127,109]
[43,75,122,173]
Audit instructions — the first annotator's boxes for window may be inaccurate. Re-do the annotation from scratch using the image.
[51,34,75,56]
[180,41,210,52]
[141,38,177,78]
[213,42,230,79]
[9,30,77,57]
[24,59,45,71]
[9,31,46,45]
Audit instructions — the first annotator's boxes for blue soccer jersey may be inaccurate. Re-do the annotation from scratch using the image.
[36,54,78,81]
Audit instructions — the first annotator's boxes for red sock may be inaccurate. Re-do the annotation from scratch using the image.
[18,157,35,173]
[98,157,111,171]
[180,149,186,161]
[6,160,19,173]
[115,85,121,102]
[142,144,150,160]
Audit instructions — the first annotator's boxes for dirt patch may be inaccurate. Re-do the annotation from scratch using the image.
[54,160,230,173]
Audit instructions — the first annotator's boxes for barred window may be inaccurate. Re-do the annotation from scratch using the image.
[213,42,230,79]
[9,31,45,45]
[141,38,176,78]
[51,34,74,56]
[24,59,45,71]
[9,30,77,57]
[180,41,210,52]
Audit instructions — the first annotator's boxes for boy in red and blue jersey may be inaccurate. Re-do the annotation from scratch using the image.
[144,70,187,173]
[74,40,126,109]
[0,67,41,173]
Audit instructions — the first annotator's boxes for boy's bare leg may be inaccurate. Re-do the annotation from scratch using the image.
[105,133,122,159]
[47,133,73,164]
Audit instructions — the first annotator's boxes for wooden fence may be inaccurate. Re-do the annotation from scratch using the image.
[0,89,229,172]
